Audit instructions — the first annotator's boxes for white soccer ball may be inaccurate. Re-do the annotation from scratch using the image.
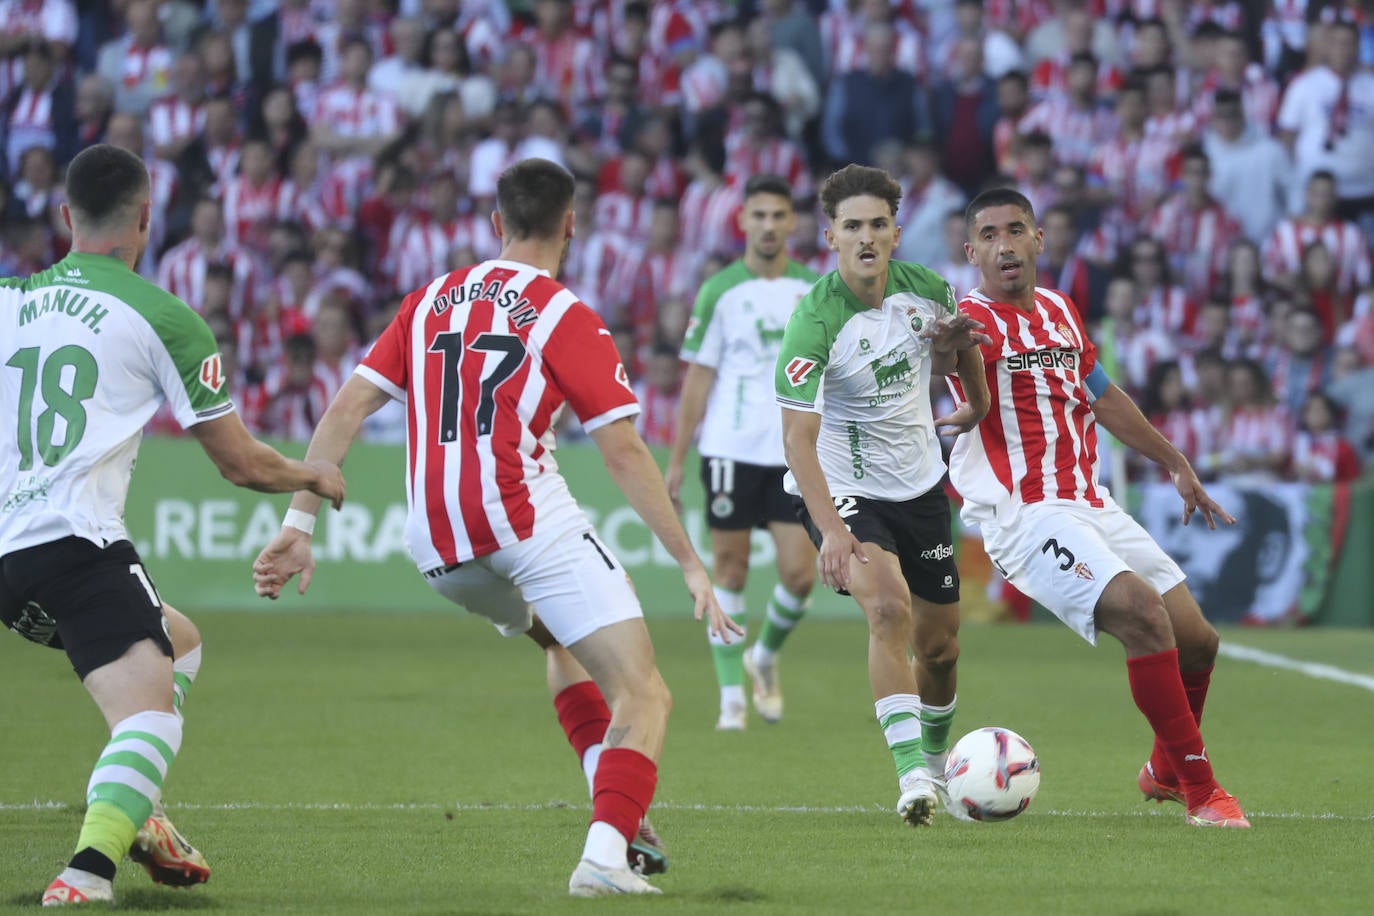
[943,726,1041,822]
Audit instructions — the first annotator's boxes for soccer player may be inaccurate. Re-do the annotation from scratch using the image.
[666,174,820,731]
[0,144,346,907]
[776,164,991,827]
[948,187,1250,828]
[250,158,737,896]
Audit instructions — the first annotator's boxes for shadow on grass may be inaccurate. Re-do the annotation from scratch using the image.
[699,886,769,903]
[107,888,221,910]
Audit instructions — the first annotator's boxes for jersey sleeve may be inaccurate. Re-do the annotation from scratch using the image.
[356,291,418,401]
[680,276,726,368]
[542,301,640,433]
[958,298,1005,364]
[775,303,831,412]
[147,298,236,429]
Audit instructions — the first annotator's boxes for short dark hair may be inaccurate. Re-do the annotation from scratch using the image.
[495,157,576,240]
[743,173,792,201]
[965,187,1036,230]
[64,143,149,226]
[818,164,901,220]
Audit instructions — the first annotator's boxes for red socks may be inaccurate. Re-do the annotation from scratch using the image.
[554,681,611,761]
[591,748,658,842]
[1148,663,1213,785]
[1127,649,1216,808]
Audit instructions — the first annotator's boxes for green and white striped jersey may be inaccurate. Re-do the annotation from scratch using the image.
[774,260,957,501]
[0,252,233,555]
[680,259,818,466]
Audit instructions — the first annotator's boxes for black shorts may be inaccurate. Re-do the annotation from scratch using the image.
[700,457,796,531]
[795,488,959,604]
[0,536,172,679]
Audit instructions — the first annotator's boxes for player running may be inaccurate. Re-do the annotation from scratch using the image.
[948,187,1249,828]
[776,164,991,827]
[251,158,738,896]
[0,144,346,907]
[666,174,819,730]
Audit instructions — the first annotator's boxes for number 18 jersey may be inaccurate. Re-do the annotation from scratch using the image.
[0,253,233,556]
[357,258,640,570]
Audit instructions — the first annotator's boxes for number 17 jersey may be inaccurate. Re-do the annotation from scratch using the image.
[0,253,233,556]
[357,259,640,570]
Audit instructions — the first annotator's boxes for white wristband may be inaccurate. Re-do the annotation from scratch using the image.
[282,509,316,535]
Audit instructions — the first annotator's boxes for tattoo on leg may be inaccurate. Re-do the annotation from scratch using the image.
[604,725,630,747]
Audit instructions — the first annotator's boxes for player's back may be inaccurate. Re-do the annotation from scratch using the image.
[0,253,233,555]
[947,285,1105,522]
[358,258,639,569]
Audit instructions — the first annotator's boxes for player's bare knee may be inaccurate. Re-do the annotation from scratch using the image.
[713,556,749,592]
[1179,624,1219,670]
[1097,574,1173,654]
[917,634,959,679]
[778,567,814,599]
[865,593,913,641]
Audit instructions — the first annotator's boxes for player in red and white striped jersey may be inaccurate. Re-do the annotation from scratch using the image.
[252,158,736,896]
[948,188,1250,828]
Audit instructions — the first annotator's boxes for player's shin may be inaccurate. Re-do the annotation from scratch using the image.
[172,644,202,715]
[554,680,612,796]
[709,587,748,714]
[875,694,924,778]
[584,749,657,868]
[1148,663,1212,783]
[73,710,183,879]
[1126,649,1217,807]
[754,583,809,665]
[918,696,957,775]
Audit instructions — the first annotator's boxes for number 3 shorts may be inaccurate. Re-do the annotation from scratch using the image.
[981,499,1185,645]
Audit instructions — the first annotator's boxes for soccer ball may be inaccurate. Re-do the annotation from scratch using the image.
[943,727,1041,822]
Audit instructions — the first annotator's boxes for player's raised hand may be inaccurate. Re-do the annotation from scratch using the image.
[305,460,346,510]
[921,313,993,353]
[935,401,983,436]
[252,527,316,599]
[684,564,743,641]
[818,527,867,591]
[1170,464,1236,529]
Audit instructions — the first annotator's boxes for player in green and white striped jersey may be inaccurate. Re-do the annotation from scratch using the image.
[0,145,345,907]
[776,165,991,827]
[666,175,819,730]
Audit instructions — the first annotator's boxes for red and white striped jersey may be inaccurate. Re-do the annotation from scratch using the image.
[356,258,641,568]
[223,176,288,252]
[139,158,178,278]
[827,20,925,77]
[1146,408,1211,481]
[147,96,204,152]
[156,238,260,321]
[679,56,728,113]
[522,31,601,109]
[678,177,743,260]
[259,373,332,441]
[1133,284,1195,337]
[119,43,174,93]
[205,142,241,197]
[1088,134,1176,223]
[981,0,1054,36]
[1191,66,1282,133]
[1218,404,1292,471]
[0,0,77,46]
[310,82,403,139]
[561,229,630,321]
[278,178,332,236]
[1146,196,1243,301]
[4,84,53,174]
[632,379,678,447]
[1018,98,1117,167]
[394,217,475,296]
[1029,54,1123,104]
[947,287,1106,519]
[1262,218,1371,296]
[593,190,655,238]
[1292,430,1362,482]
[723,135,813,198]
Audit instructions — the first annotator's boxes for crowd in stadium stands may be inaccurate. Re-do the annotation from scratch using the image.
[3,0,1374,483]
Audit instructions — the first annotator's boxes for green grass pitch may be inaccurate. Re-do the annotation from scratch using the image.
[3,612,1372,914]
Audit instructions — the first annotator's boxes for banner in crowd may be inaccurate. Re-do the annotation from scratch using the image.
[1132,481,1350,624]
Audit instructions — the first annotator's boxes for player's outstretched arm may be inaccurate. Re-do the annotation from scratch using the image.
[664,363,716,511]
[190,412,345,508]
[252,375,394,599]
[781,408,867,590]
[589,417,741,641]
[1089,383,1236,529]
[923,313,992,376]
[936,345,991,435]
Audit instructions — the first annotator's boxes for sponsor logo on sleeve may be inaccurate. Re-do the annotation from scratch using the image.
[615,363,633,392]
[785,356,817,387]
[199,354,225,393]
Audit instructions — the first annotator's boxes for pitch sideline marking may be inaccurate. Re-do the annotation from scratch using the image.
[1220,643,1374,694]
[0,800,1367,821]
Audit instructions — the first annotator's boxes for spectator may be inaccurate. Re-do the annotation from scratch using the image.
[72,73,114,151]
[260,332,329,442]
[929,207,981,300]
[247,83,309,171]
[1098,274,1177,395]
[743,15,819,141]
[223,137,287,254]
[822,20,921,167]
[936,0,1025,80]
[1016,130,1058,217]
[1145,144,1242,302]
[1038,203,1099,317]
[992,68,1030,176]
[579,54,644,158]
[177,94,241,199]
[893,139,966,268]
[928,36,998,195]
[1202,89,1291,244]
[789,200,832,276]
[1291,391,1361,483]
[1295,240,1356,343]
[311,36,404,164]
[760,0,825,90]
[677,135,742,261]
[104,112,176,274]
[310,296,362,401]
[467,99,564,205]
[198,29,248,109]
[1125,235,1194,337]
[367,16,428,111]
[157,196,259,320]
[1277,21,1374,228]
[824,0,925,78]
[1138,359,1209,482]
[1263,171,1371,301]
[0,0,77,69]
[724,92,811,197]
[203,0,252,87]
[95,0,174,116]
[4,39,75,177]
[1329,346,1374,465]
[1193,30,1281,134]
[632,343,682,447]
[594,146,654,237]
[1217,239,1271,354]
[1087,75,1172,229]
[11,143,59,222]
[420,26,493,123]
[393,170,471,295]
[1218,357,1291,480]
[148,49,207,163]
[623,196,695,362]
[523,0,600,112]
[1268,307,1335,415]
[1017,52,1114,168]
[1025,3,1121,99]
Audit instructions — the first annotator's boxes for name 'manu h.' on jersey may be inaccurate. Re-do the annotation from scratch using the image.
[0,253,233,555]
[357,259,639,570]
[946,286,1104,524]
[680,259,818,466]
[774,260,956,501]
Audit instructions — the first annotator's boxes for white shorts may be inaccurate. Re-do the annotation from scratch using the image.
[422,499,643,647]
[981,499,1185,645]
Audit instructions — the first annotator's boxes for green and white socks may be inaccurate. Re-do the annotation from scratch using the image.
[72,710,182,878]
[172,644,202,715]
[752,584,810,667]
[708,587,748,712]
[875,694,958,778]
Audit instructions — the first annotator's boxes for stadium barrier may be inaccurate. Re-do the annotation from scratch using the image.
[128,437,1374,626]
